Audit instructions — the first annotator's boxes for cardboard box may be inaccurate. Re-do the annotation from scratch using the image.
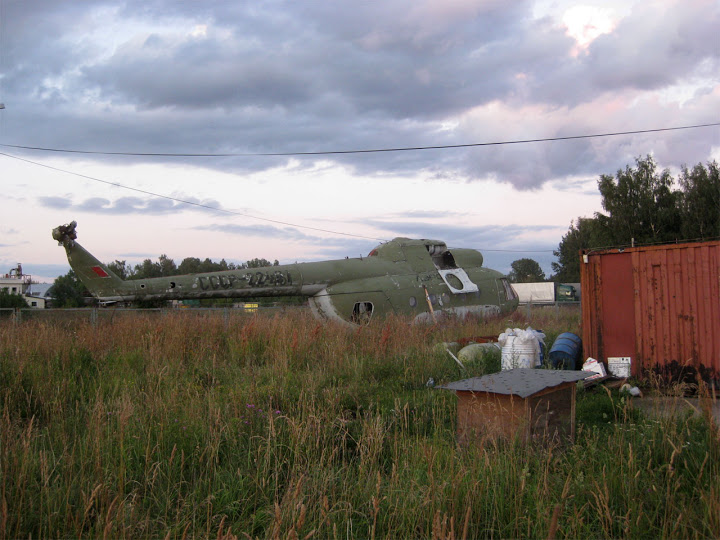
[608,357,631,378]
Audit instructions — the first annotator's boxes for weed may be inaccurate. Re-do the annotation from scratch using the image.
[0,309,717,538]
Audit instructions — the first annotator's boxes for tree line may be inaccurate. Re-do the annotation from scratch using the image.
[48,256,280,308]
[506,155,718,285]
[106,255,279,280]
[552,156,719,282]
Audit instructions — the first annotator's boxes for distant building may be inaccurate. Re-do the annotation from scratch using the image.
[1,265,52,308]
[510,282,579,305]
[1,263,30,295]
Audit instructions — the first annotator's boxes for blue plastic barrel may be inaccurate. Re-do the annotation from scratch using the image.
[549,332,582,370]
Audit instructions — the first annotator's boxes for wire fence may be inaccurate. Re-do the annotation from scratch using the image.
[0,301,580,327]
[517,301,581,318]
[0,305,308,326]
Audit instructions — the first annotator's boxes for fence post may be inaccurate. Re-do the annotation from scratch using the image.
[91,308,98,326]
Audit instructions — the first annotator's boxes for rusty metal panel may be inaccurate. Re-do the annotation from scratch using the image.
[600,252,635,362]
[581,241,720,382]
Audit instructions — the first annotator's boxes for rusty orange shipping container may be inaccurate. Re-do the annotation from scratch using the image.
[580,240,720,383]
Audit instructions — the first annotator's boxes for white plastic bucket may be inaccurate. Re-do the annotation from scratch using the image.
[501,335,540,370]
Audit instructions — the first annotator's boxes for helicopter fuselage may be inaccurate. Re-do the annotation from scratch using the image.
[53,222,518,325]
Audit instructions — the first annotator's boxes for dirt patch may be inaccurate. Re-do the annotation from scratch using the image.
[630,396,720,424]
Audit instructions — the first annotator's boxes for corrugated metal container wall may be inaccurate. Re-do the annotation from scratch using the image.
[581,241,720,382]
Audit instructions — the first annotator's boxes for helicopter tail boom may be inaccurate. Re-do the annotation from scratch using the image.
[52,221,128,299]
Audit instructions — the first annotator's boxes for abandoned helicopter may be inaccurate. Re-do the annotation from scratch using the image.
[53,221,518,326]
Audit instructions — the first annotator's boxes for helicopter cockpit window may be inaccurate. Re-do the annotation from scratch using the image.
[428,243,479,294]
[351,302,374,324]
[426,245,458,270]
[439,251,457,269]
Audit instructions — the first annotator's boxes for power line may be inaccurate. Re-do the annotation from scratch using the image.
[0,150,564,253]
[1,122,718,157]
[0,151,388,242]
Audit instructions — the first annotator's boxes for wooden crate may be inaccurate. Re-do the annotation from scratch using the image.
[440,369,591,445]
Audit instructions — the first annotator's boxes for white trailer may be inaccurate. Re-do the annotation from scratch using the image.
[510,282,556,304]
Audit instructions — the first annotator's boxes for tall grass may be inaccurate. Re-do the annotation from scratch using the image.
[0,309,717,538]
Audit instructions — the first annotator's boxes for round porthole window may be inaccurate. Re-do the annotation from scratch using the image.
[409,296,417,307]
[446,273,464,290]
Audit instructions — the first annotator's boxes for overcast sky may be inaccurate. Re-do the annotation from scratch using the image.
[1,0,718,283]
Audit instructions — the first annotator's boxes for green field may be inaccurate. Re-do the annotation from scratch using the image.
[1,309,718,538]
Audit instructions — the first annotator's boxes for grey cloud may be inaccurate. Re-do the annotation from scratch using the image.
[186,225,372,263]
[380,210,466,220]
[191,220,386,261]
[194,223,316,242]
[37,195,222,215]
[585,3,719,92]
[2,0,718,191]
[511,3,720,107]
[193,223,382,256]
[77,197,114,211]
[38,196,72,209]
[367,220,557,246]
[82,38,317,110]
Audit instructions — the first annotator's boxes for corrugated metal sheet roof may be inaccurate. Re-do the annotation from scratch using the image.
[438,368,594,398]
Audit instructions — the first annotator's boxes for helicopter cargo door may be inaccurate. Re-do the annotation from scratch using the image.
[315,278,399,326]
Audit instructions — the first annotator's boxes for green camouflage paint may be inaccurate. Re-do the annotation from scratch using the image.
[53,221,518,326]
